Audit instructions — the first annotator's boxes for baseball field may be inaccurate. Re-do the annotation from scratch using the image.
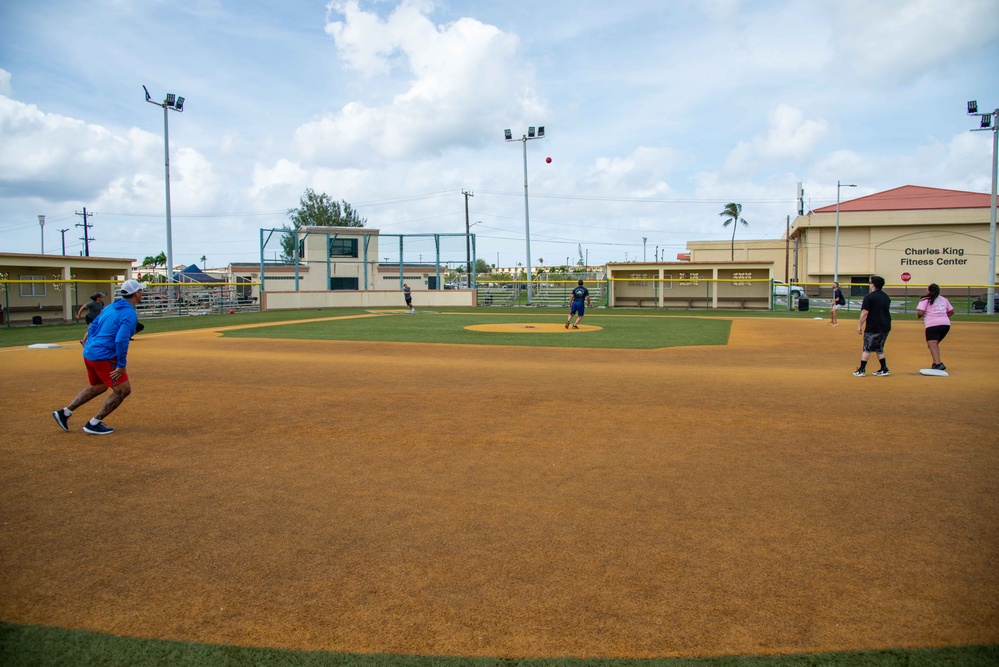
[1,308,997,666]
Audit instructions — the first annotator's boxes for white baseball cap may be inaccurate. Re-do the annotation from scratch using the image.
[120,279,146,296]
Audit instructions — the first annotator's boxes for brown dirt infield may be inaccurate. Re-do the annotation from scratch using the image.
[1,315,997,660]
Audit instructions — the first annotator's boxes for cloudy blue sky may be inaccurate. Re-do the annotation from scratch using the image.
[1,0,998,269]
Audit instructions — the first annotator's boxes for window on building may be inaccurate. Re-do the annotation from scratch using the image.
[330,277,359,290]
[19,275,46,297]
[329,238,359,258]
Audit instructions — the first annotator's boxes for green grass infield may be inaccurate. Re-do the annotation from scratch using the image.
[1,623,997,667]
[220,310,731,349]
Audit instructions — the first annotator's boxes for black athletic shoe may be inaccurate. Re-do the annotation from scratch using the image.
[52,410,70,432]
[853,368,866,376]
[932,363,946,371]
[572,324,579,329]
[872,369,890,377]
[82,421,114,435]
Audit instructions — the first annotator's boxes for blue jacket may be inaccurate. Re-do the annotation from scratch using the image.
[83,298,138,368]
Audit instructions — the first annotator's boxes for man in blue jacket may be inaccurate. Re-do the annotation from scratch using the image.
[52,280,145,435]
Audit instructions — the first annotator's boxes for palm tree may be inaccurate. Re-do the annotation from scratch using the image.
[719,203,748,261]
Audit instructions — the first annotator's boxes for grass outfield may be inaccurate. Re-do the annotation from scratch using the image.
[2,624,996,667]
[220,311,731,349]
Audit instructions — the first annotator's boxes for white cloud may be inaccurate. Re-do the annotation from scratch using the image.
[832,0,999,84]
[583,146,679,198]
[0,69,11,96]
[722,105,830,175]
[295,0,541,165]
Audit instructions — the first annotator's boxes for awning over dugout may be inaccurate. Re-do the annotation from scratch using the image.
[173,264,223,283]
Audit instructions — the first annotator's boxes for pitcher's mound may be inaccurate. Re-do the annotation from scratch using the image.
[465,323,602,333]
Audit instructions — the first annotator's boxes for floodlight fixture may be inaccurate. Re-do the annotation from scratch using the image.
[143,85,187,312]
[965,98,999,314]
[503,125,546,304]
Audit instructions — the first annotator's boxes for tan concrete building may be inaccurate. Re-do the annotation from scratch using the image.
[256,227,473,310]
[687,186,996,296]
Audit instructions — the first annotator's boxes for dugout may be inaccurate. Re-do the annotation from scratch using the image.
[606,261,774,309]
[0,252,135,326]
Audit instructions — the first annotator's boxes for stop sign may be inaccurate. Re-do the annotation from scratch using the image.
[901,272,911,282]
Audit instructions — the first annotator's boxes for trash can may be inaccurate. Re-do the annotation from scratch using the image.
[32,315,43,325]
[797,297,809,312]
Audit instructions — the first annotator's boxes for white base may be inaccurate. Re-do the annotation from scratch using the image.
[919,368,949,377]
[28,343,61,349]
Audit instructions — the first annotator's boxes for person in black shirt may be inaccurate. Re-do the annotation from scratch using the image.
[565,280,591,329]
[854,276,891,377]
[829,281,845,326]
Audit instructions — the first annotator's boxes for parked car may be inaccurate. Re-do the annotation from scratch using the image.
[772,280,806,298]
[972,293,999,313]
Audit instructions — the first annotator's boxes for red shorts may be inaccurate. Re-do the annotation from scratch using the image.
[85,358,127,387]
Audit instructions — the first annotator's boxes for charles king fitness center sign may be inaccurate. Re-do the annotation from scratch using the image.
[900,246,968,266]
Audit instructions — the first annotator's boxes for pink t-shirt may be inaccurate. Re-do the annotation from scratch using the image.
[917,296,952,327]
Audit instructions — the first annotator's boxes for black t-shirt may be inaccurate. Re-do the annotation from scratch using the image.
[572,286,589,302]
[861,289,891,333]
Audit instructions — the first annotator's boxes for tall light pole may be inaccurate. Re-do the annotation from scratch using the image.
[834,180,856,283]
[505,126,544,304]
[144,85,184,310]
[38,215,45,254]
[59,228,69,255]
[643,237,647,262]
[463,190,474,282]
[968,100,998,314]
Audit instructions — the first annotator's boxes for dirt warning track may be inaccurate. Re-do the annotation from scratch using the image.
[1,316,997,659]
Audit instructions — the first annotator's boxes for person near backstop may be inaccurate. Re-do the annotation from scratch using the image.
[565,279,591,329]
[52,280,145,435]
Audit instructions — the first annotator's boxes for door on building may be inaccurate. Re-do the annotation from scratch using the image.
[850,277,869,298]
[427,276,438,290]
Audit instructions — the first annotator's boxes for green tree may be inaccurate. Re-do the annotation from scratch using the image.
[281,188,366,261]
[142,251,166,268]
[475,258,491,274]
[719,202,749,261]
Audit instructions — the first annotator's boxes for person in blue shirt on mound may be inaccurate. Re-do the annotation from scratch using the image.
[565,279,591,329]
[52,279,145,435]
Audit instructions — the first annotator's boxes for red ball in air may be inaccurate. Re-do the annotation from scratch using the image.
[546,157,552,163]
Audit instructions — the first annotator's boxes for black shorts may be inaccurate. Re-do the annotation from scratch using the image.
[925,325,950,342]
[863,332,889,354]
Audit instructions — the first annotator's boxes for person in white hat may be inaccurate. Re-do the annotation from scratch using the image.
[52,279,145,435]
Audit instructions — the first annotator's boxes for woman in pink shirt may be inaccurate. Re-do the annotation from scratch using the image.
[916,283,955,371]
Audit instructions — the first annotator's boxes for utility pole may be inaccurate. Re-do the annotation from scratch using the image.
[59,228,69,255]
[75,207,95,257]
[463,189,474,283]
